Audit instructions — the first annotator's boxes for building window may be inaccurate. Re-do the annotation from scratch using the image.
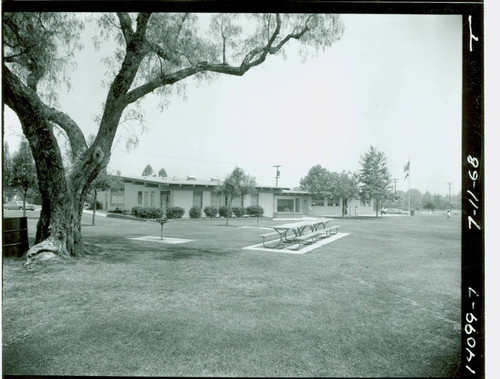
[138,191,143,205]
[277,199,294,212]
[361,199,371,207]
[312,197,324,207]
[327,197,340,207]
[160,191,170,209]
[150,192,155,207]
[111,189,124,207]
[193,191,203,208]
[144,191,149,207]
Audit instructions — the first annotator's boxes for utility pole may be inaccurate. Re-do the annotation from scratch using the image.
[393,178,399,194]
[273,165,282,187]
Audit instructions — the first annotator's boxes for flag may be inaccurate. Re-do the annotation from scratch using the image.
[404,161,410,172]
[404,172,409,180]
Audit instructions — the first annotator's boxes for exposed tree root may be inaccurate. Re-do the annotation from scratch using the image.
[23,238,64,268]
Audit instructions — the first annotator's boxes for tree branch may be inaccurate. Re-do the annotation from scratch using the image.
[45,107,88,158]
[116,13,133,45]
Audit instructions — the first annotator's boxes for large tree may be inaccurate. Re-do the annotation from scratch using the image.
[331,170,359,218]
[3,12,343,262]
[299,164,334,199]
[215,167,256,226]
[9,140,39,217]
[358,146,393,217]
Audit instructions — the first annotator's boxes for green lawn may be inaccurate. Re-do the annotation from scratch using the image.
[2,212,461,377]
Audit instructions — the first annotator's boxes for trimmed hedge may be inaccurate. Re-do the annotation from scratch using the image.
[246,205,264,217]
[203,206,218,218]
[218,206,233,218]
[189,206,202,219]
[165,206,185,219]
[232,207,246,217]
[131,207,163,219]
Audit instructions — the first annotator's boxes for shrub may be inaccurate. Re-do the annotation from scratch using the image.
[165,206,185,219]
[132,206,163,219]
[246,205,264,217]
[203,206,218,218]
[189,206,202,219]
[232,206,246,217]
[107,207,123,214]
[218,206,233,218]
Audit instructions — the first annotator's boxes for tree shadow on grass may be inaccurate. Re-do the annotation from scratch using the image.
[153,246,231,261]
[83,236,232,264]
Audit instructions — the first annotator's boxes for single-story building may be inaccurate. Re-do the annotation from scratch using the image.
[96,175,375,218]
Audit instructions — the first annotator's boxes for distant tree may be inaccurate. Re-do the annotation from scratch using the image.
[158,168,167,177]
[407,188,423,210]
[358,146,393,217]
[422,191,436,213]
[432,193,447,210]
[332,170,359,218]
[2,142,16,203]
[215,167,256,225]
[88,168,112,226]
[299,165,334,199]
[10,141,38,217]
[142,165,154,177]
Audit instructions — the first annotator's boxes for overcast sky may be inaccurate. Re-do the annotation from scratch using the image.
[3,13,462,195]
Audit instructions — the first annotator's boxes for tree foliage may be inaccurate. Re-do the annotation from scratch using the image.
[2,12,344,261]
[158,168,167,177]
[331,170,359,217]
[358,146,393,217]
[300,166,359,217]
[299,165,333,198]
[142,164,154,177]
[10,140,38,217]
[88,167,112,225]
[215,166,256,225]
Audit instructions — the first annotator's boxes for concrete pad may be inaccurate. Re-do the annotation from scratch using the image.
[242,232,350,254]
[238,226,274,230]
[129,236,196,244]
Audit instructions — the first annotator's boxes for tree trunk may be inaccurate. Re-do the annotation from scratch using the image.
[4,66,97,262]
[92,190,97,226]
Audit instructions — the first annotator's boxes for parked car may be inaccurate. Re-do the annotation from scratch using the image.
[84,202,91,209]
[4,201,36,211]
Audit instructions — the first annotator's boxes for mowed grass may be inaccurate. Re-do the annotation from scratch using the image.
[2,212,461,377]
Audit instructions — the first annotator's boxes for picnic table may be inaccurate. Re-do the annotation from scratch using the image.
[260,218,340,250]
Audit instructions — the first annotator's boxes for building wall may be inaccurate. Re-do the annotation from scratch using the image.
[98,177,378,219]
[308,205,343,217]
[202,191,211,210]
[172,189,193,213]
[259,192,274,217]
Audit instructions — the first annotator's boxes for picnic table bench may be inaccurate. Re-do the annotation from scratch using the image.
[260,218,340,250]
